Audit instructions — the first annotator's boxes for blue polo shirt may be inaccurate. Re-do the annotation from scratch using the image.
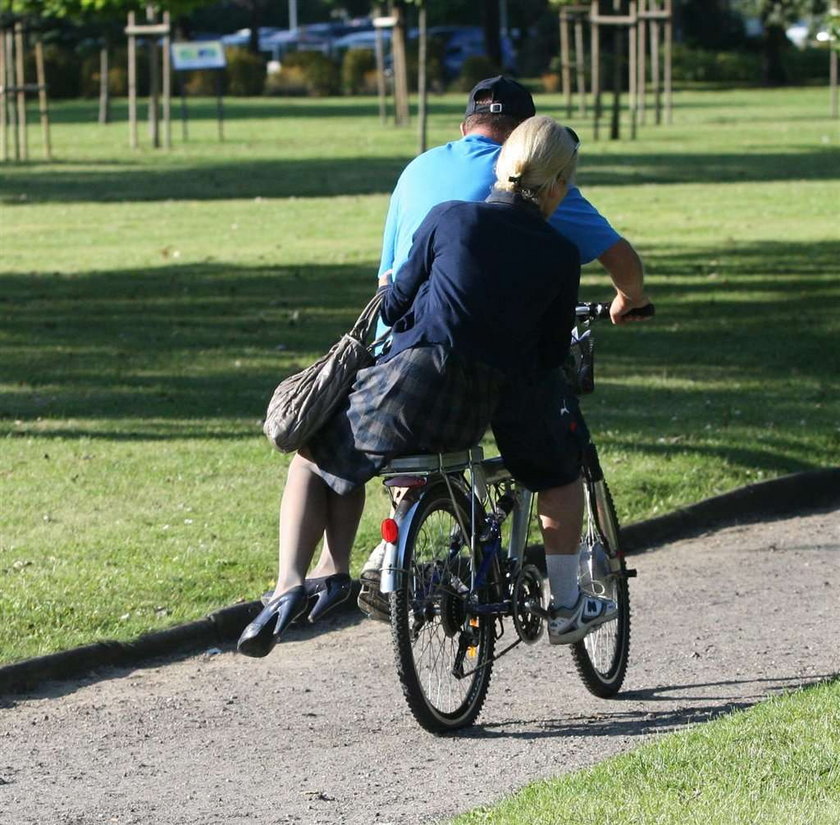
[378,134,620,281]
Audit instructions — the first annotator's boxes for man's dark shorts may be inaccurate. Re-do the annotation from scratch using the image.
[491,367,590,492]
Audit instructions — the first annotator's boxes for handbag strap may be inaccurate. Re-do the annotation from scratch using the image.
[349,288,388,342]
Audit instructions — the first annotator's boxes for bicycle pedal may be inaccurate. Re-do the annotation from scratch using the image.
[625,568,638,578]
[524,599,552,620]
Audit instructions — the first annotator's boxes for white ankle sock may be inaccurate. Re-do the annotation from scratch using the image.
[546,553,580,609]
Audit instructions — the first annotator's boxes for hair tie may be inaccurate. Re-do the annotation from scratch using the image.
[508,175,521,184]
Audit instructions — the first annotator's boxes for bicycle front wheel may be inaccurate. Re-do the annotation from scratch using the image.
[571,476,631,697]
[390,482,496,733]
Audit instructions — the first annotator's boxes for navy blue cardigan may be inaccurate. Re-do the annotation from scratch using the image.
[380,192,581,377]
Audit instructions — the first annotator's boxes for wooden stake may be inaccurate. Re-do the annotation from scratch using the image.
[610,1,622,141]
[575,17,586,116]
[591,0,601,140]
[0,30,7,162]
[14,23,27,161]
[373,6,388,124]
[99,46,110,124]
[391,3,410,126]
[147,7,160,148]
[35,39,51,160]
[629,1,637,139]
[6,31,18,161]
[560,8,572,117]
[417,1,427,153]
[830,47,838,118]
[128,13,137,149]
[162,11,171,149]
[637,0,647,125]
[650,8,661,125]
[664,0,672,124]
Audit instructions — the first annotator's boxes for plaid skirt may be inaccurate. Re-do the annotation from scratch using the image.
[307,345,504,495]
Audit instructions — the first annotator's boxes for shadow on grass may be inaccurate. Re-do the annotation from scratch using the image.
[0,261,377,433]
[3,92,839,204]
[45,97,428,126]
[4,147,838,205]
[0,155,410,204]
[1,241,837,469]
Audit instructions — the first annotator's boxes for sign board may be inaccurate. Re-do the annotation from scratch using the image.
[171,41,227,71]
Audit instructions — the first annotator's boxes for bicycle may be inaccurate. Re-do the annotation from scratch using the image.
[374,301,650,733]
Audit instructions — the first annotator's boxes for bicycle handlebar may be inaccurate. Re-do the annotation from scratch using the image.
[575,301,656,321]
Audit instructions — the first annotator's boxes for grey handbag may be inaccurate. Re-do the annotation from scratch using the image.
[263,290,387,453]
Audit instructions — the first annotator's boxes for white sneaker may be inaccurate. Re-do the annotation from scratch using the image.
[547,592,618,645]
[357,541,390,622]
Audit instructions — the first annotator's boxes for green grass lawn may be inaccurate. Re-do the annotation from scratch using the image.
[451,678,840,825]
[1,87,838,663]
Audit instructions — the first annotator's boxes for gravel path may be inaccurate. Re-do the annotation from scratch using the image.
[2,508,838,825]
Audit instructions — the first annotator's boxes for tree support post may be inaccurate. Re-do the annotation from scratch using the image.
[125,11,171,149]
[99,45,110,125]
[591,0,601,140]
[372,6,389,124]
[417,0,428,153]
[589,2,639,141]
[127,12,137,149]
[390,2,410,126]
[0,29,7,162]
[637,0,647,124]
[162,10,171,150]
[14,23,27,161]
[147,6,160,148]
[628,0,637,140]
[560,7,572,117]
[35,39,51,160]
[4,29,18,161]
[664,0,672,124]
[575,13,587,116]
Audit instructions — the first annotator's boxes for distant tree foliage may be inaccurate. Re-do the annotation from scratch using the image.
[734,0,829,84]
[678,0,749,51]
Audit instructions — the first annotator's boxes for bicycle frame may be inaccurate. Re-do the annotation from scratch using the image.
[379,447,532,599]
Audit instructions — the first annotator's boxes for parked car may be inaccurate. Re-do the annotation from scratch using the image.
[221,19,373,62]
[332,25,517,78]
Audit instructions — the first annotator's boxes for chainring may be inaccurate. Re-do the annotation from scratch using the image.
[512,564,545,645]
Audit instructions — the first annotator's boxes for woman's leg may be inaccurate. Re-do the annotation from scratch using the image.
[308,483,366,579]
[272,451,364,596]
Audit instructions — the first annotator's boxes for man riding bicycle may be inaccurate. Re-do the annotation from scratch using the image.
[305,77,651,644]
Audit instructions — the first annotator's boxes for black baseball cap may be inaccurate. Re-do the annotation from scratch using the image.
[464,76,536,119]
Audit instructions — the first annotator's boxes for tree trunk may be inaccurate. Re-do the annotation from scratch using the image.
[482,0,502,68]
[762,23,788,86]
[248,2,261,55]
[390,2,410,126]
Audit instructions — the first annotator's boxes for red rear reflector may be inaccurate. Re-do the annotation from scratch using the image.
[381,518,399,544]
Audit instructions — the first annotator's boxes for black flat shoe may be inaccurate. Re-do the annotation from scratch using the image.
[237,585,308,658]
[261,574,353,621]
[305,573,352,623]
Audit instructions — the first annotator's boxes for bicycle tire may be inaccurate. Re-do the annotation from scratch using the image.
[390,482,496,733]
[571,477,631,698]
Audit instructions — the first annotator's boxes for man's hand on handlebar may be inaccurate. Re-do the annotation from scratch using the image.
[609,291,654,325]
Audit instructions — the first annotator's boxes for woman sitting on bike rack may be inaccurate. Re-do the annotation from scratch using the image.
[239,115,615,658]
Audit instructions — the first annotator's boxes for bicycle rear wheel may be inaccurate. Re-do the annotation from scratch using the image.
[571,474,631,697]
[390,482,496,733]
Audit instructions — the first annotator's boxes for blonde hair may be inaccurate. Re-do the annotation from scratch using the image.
[494,116,579,204]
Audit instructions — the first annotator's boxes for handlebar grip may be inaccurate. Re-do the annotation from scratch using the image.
[595,300,655,320]
[622,302,655,319]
